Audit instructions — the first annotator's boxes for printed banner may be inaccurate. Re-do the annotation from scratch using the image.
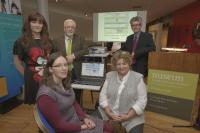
[147,69,199,120]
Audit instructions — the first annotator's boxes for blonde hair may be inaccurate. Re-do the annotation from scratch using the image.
[111,50,132,68]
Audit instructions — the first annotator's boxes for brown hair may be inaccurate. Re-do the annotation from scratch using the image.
[130,16,142,25]
[111,50,132,69]
[20,12,52,56]
[41,52,71,90]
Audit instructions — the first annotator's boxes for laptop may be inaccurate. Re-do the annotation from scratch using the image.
[73,62,105,86]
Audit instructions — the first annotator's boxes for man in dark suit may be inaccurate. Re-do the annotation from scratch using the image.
[121,16,155,77]
[54,19,89,103]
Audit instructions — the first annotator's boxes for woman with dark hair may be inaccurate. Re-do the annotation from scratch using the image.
[13,12,56,104]
[36,52,114,133]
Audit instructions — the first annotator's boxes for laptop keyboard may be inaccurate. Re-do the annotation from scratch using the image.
[73,79,104,86]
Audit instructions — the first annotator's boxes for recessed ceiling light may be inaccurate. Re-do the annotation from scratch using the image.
[84,13,88,17]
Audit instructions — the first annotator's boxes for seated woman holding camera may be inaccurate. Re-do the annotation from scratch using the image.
[36,52,114,133]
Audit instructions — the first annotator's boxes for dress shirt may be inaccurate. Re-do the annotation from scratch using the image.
[112,71,130,115]
[134,32,141,42]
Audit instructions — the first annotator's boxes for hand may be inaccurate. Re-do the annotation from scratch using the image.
[107,112,121,122]
[81,124,88,130]
[118,114,129,122]
[119,108,136,122]
[104,107,121,122]
[38,68,44,76]
[131,52,135,57]
[108,51,113,55]
[66,54,75,63]
[83,117,96,129]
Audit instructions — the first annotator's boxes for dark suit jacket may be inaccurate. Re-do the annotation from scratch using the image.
[53,34,89,78]
[121,32,155,77]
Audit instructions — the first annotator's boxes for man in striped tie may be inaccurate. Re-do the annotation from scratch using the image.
[121,16,155,77]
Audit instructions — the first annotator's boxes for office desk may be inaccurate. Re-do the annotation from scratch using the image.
[72,83,101,108]
[71,83,101,91]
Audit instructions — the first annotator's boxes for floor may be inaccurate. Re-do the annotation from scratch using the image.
[0,90,199,133]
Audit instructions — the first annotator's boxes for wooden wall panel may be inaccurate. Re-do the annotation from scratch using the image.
[148,52,200,124]
[148,52,200,74]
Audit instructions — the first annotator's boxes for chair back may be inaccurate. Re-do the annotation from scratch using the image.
[33,105,56,133]
[194,117,200,130]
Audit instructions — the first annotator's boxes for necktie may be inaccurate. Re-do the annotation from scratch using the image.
[132,35,138,51]
[67,39,72,55]
[132,35,138,64]
[66,39,73,71]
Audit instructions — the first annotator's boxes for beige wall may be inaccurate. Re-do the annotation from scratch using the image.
[21,0,93,40]
[149,23,163,51]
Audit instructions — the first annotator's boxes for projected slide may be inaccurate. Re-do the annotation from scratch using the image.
[93,11,147,42]
[104,12,132,36]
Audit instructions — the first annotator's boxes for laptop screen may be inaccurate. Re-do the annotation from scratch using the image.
[81,63,104,77]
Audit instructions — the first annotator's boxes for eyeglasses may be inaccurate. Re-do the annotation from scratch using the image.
[131,23,141,27]
[52,63,68,69]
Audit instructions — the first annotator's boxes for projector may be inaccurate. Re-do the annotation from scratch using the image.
[89,46,107,54]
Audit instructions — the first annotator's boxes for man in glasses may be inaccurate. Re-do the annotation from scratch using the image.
[121,16,155,77]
